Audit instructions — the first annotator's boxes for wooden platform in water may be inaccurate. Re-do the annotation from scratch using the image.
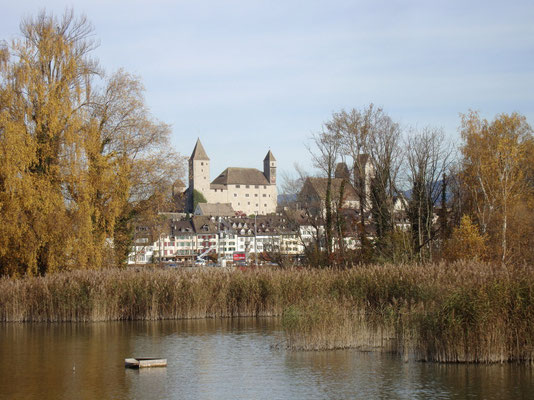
[125,357,167,368]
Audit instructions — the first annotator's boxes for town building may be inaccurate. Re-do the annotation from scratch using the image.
[187,139,277,215]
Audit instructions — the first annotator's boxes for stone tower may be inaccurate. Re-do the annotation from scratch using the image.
[263,150,276,185]
[188,139,210,209]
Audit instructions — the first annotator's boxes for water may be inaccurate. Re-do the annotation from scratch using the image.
[1,319,533,399]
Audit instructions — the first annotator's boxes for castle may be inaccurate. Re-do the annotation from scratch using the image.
[187,139,278,215]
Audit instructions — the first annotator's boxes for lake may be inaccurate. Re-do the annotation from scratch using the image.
[1,318,533,399]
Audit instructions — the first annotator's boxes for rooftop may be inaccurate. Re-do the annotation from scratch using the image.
[211,167,269,186]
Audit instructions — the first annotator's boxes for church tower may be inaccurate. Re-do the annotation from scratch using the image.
[263,150,276,185]
[189,139,210,202]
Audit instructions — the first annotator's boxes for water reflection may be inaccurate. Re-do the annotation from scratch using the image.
[0,319,533,400]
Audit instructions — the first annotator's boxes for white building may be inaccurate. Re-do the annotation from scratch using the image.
[188,139,277,215]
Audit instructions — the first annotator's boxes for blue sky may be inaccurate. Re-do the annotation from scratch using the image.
[1,1,533,183]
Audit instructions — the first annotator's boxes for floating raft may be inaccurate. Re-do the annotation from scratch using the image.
[125,358,167,368]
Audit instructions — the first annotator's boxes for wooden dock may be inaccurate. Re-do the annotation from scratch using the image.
[125,357,167,368]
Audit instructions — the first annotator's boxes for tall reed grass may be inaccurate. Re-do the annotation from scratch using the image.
[1,262,533,363]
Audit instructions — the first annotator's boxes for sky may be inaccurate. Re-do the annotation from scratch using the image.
[1,0,533,185]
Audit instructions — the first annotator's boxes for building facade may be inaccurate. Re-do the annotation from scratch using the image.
[188,139,277,215]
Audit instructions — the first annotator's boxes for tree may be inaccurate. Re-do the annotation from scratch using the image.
[302,105,403,265]
[307,129,342,263]
[192,189,207,211]
[319,105,403,262]
[443,215,487,262]
[0,10,184,275]
[460,111,533,263]
[405,127,453,261]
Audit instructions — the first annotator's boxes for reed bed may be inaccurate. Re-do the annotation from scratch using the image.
[1,262,533,363]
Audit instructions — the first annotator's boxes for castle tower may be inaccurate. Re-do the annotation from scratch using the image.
[263,150,276,185]
[189,138,210,196]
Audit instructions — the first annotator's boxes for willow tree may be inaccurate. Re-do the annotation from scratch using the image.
[0,10,183,275]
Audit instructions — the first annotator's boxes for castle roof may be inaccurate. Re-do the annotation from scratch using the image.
[211,167,269,185]
[264,150,276,162]
[190,139,210,161]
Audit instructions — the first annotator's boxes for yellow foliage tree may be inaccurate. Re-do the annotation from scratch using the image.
[0,10,183,275]
[443,215,487,262]
[460,111,533,263]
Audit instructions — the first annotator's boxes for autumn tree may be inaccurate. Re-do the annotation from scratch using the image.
[443,215,487,262]
[0,10,184,275]
[460,111,533,263]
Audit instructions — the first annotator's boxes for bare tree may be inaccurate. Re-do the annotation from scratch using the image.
[405,127,453,261]
[307,130,342,262]
[365,108,403,244]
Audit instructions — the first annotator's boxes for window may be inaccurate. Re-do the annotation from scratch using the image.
[255,185,259,188]
[256,204,258,207]
[201,162,204,166]
[236,185,240,188]
[264,204,267,207]
[246,185,250,188]
[263,194,266,197]
[234,193,237,197]
[245,194,249,197]
[254,194,258,197]
[248,202,250,205]
[263,185,267,189]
